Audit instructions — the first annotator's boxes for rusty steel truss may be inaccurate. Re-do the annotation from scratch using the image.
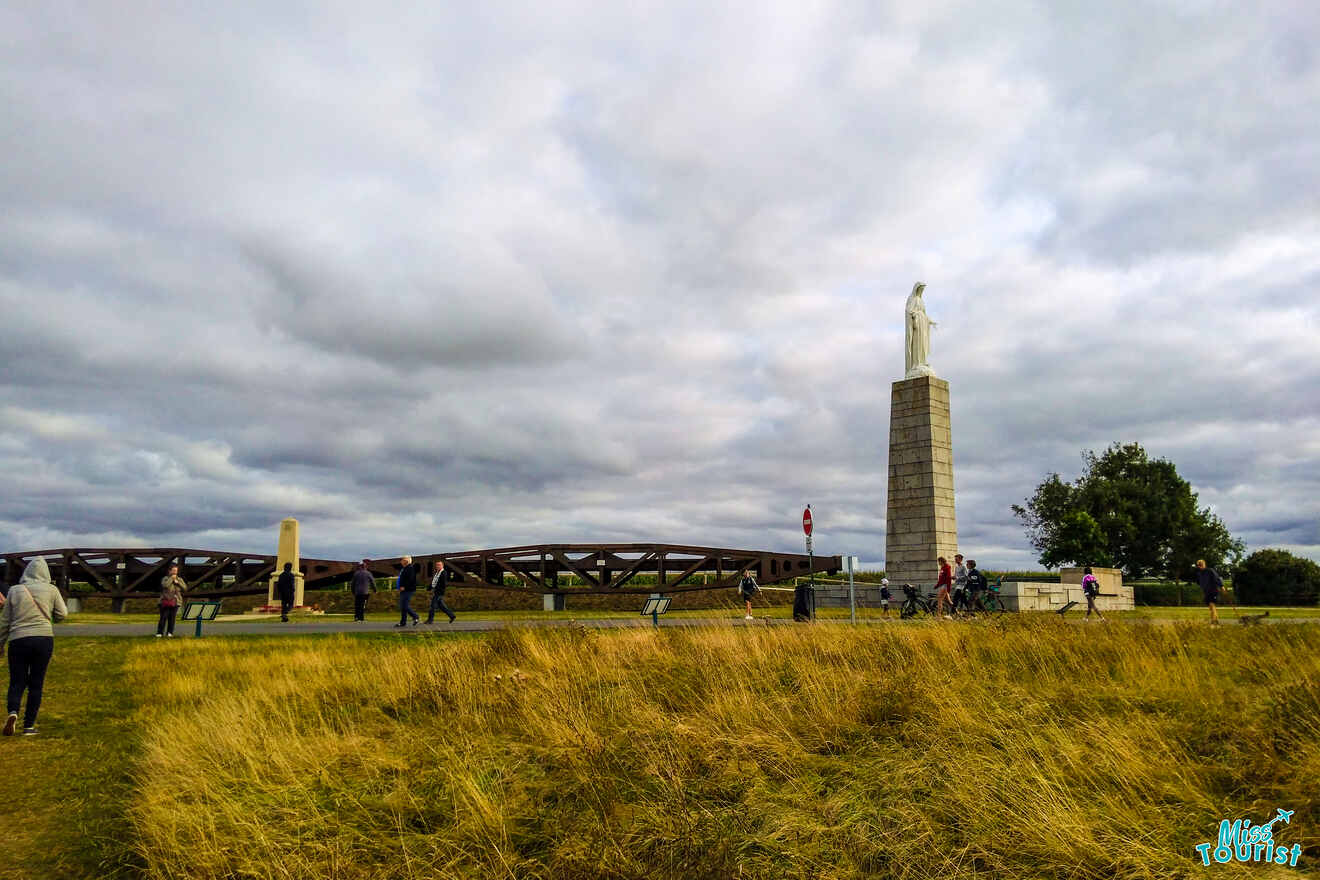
[2,544,840,601]
[0,548,355,608]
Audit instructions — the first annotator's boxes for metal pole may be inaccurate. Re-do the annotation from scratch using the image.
[808,545,815,621]
[849,557,856,624]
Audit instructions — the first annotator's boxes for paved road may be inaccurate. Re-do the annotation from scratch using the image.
[55,616,802,637]
[54,614,1319,638]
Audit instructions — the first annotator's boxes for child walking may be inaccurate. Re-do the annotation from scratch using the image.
[739,569,759,620]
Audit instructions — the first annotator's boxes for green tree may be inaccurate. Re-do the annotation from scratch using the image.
[1011,442,1243,579]
[1042,511,1113,570]
[1232,549,1320,606]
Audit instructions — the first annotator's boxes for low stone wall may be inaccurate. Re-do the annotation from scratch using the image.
[1001,568,1133,612]
[814,584,889,608]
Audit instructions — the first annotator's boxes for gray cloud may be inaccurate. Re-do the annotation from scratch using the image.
[2,0,1318,570]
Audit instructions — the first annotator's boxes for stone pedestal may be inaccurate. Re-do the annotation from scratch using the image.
[1060,567,1133,610]
[884,376,958,590]
[1000,570,1133,612]
[267,573,306,607]
[266,517,306,607]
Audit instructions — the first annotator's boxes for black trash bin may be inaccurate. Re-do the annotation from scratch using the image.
[793,583,815,621]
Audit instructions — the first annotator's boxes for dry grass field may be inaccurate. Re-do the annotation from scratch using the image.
[3,620,1317,879]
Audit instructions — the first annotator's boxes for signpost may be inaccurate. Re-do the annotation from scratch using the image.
[796,506,816,622]
[641,593,672,629]
[181,600,224,638]
[842,555,859,624]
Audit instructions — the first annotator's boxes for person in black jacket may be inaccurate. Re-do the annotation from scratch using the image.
[965,560,988,611]
[1195,559,1224,625]
[395,556,419,627]
[276,562,296,622]
[351,560,374,622]
[426,559,457,624]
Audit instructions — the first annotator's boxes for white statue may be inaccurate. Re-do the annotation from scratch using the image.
[904,282,936,378]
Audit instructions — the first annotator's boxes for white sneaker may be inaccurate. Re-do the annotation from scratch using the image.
[155,633,162,638]
[744,614,754,620]
[166,633,174,638]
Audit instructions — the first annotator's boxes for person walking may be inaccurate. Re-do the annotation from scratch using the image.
[1195,559,1224,625]
[739,569,759,620]
[157,563,186,637]
[934,556,953,618]
[952,554,969,614]
[395,556,419,627]
[351,560,374,622]
[965,560,989,612]
[879,577,891,617]
[425,559,457,625]
[3,558,67,737]
[1081,566,1106,621]
[275,562,296,622]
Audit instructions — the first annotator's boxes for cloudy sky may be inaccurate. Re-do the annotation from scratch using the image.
[3,0,1318,569]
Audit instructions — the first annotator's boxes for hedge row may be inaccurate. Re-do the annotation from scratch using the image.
[1132,582,1235,606]
[76,584,795,615]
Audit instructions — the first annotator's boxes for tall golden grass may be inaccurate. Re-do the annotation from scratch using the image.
[124,620,1318,879]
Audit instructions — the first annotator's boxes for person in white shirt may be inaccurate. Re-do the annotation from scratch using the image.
[952,554,969,614]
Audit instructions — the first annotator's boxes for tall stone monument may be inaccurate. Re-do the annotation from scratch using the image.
[266,517,305,608]
[885,283,959,589]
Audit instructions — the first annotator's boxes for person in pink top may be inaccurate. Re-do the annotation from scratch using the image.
[1081,566,1105,622]
[934,557,953,617]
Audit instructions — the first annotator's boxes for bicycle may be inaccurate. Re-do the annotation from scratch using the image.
[969,582,1008,617]
[900,584,938,619]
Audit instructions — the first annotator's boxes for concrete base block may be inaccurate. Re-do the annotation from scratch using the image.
[999,574,1133,613]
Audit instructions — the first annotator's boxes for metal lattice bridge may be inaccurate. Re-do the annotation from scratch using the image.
[2,544,841,605]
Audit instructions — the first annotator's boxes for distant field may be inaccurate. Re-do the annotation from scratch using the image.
[5,621,1316,879]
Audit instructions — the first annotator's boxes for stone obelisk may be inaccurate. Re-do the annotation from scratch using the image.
[267,517,305,608]
[885,283,958,589]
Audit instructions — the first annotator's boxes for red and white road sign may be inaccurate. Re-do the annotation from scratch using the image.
[802,507,813,536]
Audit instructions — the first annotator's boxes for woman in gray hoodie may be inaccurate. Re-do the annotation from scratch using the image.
[2,558,67,736]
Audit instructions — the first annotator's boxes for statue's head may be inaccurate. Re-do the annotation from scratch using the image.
[912,282,925,296]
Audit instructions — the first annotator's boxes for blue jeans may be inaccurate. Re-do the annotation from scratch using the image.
[426,592,455,623]
[398,590,418,625]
